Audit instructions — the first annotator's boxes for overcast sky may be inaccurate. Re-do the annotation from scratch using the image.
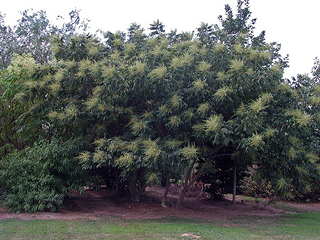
[1,0,319,79]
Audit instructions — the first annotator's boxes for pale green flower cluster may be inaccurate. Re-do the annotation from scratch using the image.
[7,53,37,73]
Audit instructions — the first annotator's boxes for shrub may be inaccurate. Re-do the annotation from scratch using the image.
[0,137,87,213]
[240,167,276,198]
[241,176,276,198]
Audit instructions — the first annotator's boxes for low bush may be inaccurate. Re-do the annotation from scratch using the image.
[240,167,276,199]
[241,176,276,198]
[0,137,87,213]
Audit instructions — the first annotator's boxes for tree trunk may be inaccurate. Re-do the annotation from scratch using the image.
[176,185,189,209]
[136,180,147,202]
[115,169,120,198]
[176,159,197,209]
[232,162,237,204]
[161,177,170,207]
[129,170,138,202]
[129,169,147,202]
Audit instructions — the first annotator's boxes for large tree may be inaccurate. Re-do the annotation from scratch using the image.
[6,0,320,208]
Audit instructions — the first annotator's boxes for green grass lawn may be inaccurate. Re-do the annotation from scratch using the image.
[1,212,320,240]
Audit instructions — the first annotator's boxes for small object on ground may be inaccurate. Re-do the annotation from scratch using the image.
[181,233,201,239]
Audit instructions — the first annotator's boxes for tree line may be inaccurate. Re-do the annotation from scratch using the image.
[1,0,320,212]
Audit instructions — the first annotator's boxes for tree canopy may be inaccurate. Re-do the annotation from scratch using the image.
[1,0,320,211]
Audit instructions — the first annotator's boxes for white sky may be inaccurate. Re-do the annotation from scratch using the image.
[1,0,319,79]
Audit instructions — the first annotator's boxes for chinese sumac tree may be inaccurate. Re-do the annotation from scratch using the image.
[2,0,320,211]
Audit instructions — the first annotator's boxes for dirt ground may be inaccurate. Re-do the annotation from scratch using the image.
[0,185,319,220]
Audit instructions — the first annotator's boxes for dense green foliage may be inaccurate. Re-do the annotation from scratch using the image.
[0,55,42,156]
[1,138,86,212]
[0,0,319,211]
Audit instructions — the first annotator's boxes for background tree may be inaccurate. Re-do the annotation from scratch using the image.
[0,10,95,212]
[0,9,89,69]
[0,14,17,69]
[15,10,53,64]
[0,54,43,157]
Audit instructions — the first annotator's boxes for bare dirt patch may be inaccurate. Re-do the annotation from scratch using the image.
[0,186,319,221]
